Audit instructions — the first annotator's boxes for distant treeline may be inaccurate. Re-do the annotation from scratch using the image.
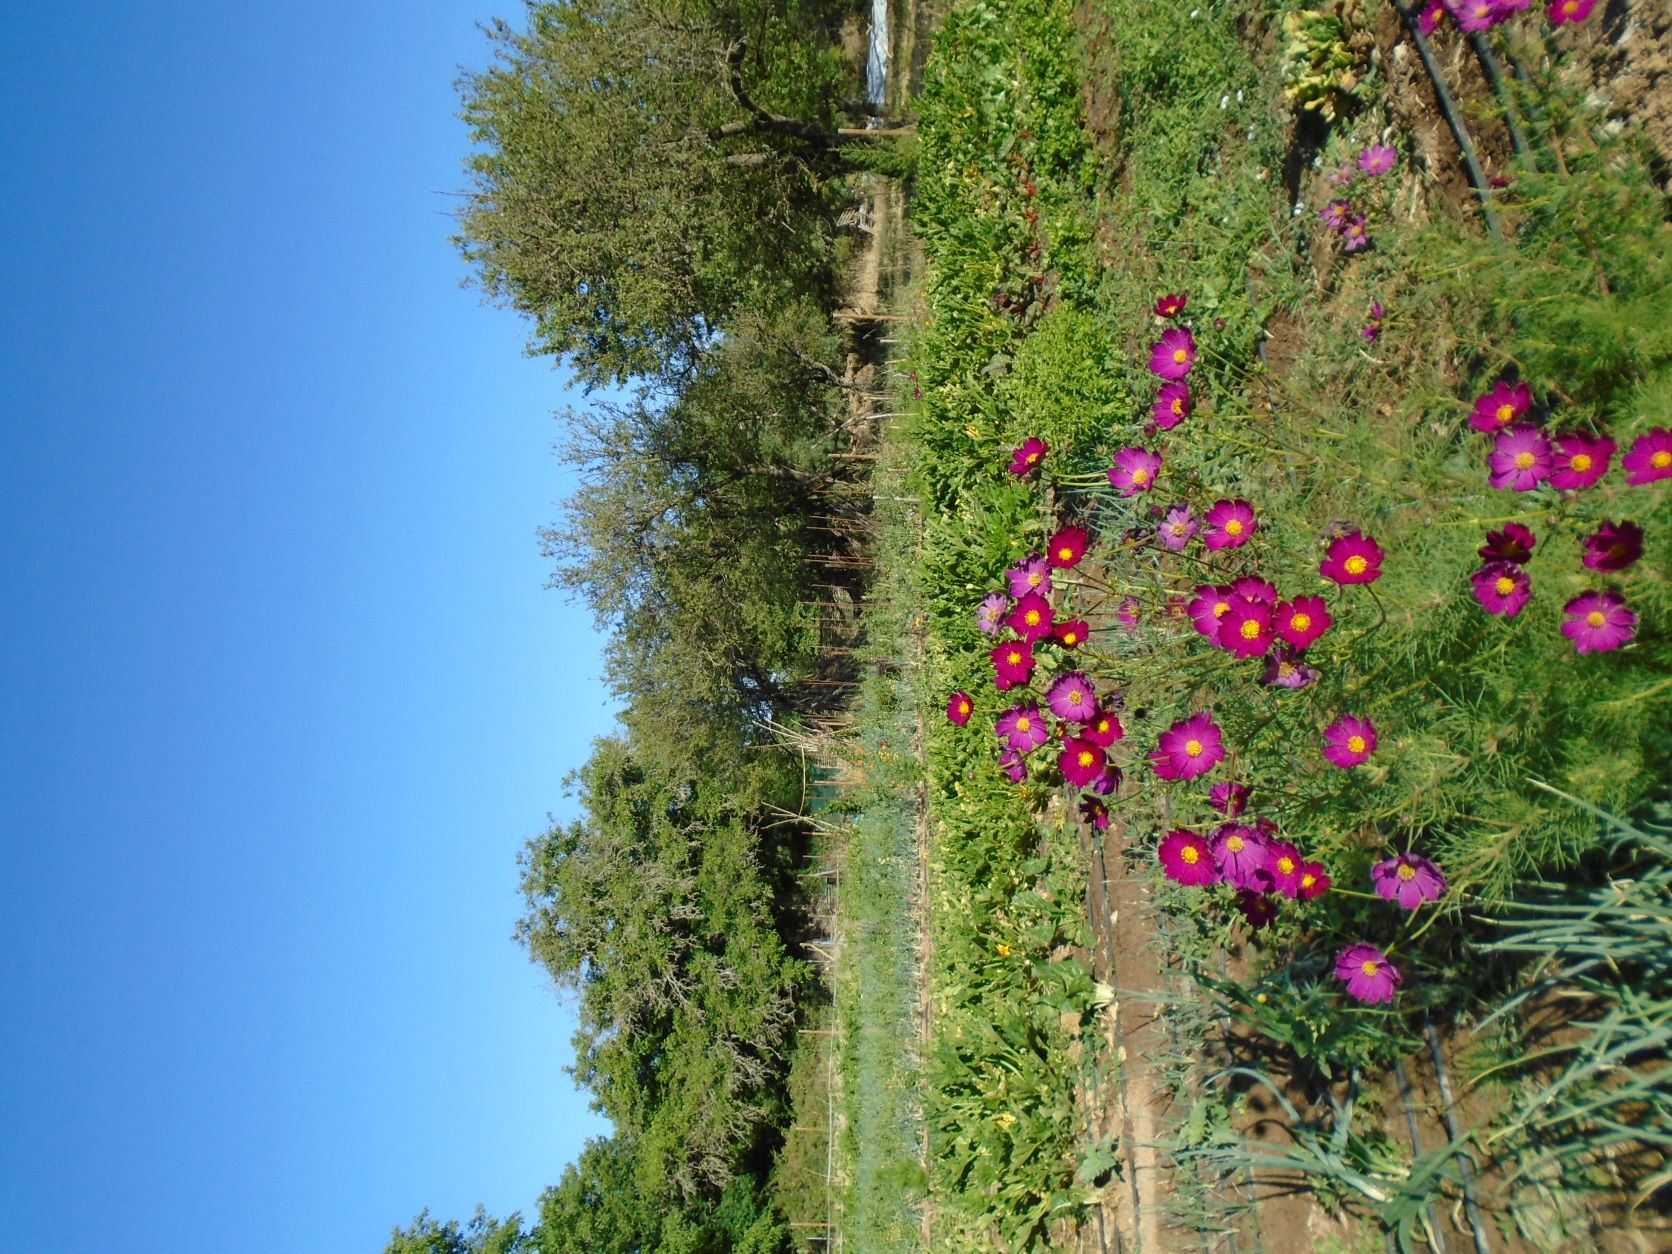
[386,0,897,1250]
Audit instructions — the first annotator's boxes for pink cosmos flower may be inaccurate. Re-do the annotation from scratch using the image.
[1419,2,1447,33]
[1372,853,1448,909]
[946,692,974,726]
[1262,645,1320,689]
[1053,618,1090,649]
[1047,672,1097,722]
[1342,216,1371,252]
[976,591,1009,635]
[1217,596,1277,659]
[1047,526,1090,568]
[1212,824,1269,890]
[1548,432,1615,491]
[1158,503,1198,551]
[1005,591,1055,642]
[996,702,1050,753]
[1548,0,1598,24]
[1490,424,1554,491]
[1060,737,1107,788]
[1109,447,1163,496]
[1275,596,1332,649]
[1151,712,1226,781]
[1320,199,1352,230]
[1469,379,1533,433]
[1189,584,1237,641]
[1323,715,1378,768]
[1158,829,1219,887]
[1233,576,1280,604]
[1009,437,1049,476]
[1623,428,1672,485]
[1581,520,1644,573]
[1479,522,1535,565]
[1154,292,1189,318]
[1154,381,1192,430]
[1336,944,1401,1004]
[1321,530,1384,585]
[1117,596,1141,633]
[1236,891,1278,929]
[1006,554,1052,599]
[1083,708,1124,747]
[1209,780,1250,817]
[1203,499,1257,550]
[991,641,1036,690]
[1298,861,1331,900]
[1266,842,1306,899]
[1455,0,1503,31]
[1081,797,1110,831]
[1000,748,1028,784]
[1357,145,1397,176]
[1561,591,1637,654]
[1362,300,1384,343]
[1149,327,1197,380]
[1472,561,1532,617]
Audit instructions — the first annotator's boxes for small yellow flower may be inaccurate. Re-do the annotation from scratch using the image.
[996,942,1013,957]
[995,1112,1017,1130]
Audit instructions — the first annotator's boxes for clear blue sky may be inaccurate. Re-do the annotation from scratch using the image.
[0,3,616,1250]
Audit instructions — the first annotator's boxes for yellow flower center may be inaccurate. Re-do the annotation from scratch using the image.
[1026,451,1040,464]
[1562,0,1578,11]
[1290,612,1312,632]
[1585,610,1606,628]
[1277,856,1296,875]
[1058,546,1075,561]
[1514,451,1536,469]
[1571,453,1593,472]
[1172,347,1188,364]
[1132,467,1150,485]
[1181,846,1200,865]
[1028,571,1044,587]
[1653,450,1672,469]
[1347,735,1367,754]
[1015,716,1031,732]
[1225,519,1245,536]
[1078,750,1095,768]
[1171,398,1185,416]
[1344,555,1368,575]
[1185,738,1204,757]
[1496,403,1515,423]
[1494,576,1515,596]
[1213,600,1231,618]
[1096,719,1110,735]
[1360,959,1381,977]
[1239,620,1262,640]
[1007,650,1023,665]
[1226,836,1244,853]
[1062,630,1079,645]
[1397,863,1417,881]
[1302,873,1317,889]
[1278,662,1296,678]
[1024,609,1040,626]
[1068,689,1083,704]
[958,701,970,715]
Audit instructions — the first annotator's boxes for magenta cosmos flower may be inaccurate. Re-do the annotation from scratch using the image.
[1005,591,1054,642]
[1362,300,1384,343]
[1561,591,1637,654]
[1321,530,1384,585]
[1262,645,1320,689]
[1083,708,1124,747]
[1053,618,1090,649]
[1275,596,1332,649]
[991,641,1036,690]
[1469,379,1532,433]
[1581,521,1644,573]
[1266,841,1306,899]
[976,591,1009,636]
[1209,780,1250,816]
[1158,503,1198,551]
[1233,576,1279,604]
[1060,737,1107,788]
[1217,596,1277,658]
[1088,765,1124,796]
[1491,424,1554,491]
[1158,830,1219,887]
[1007,553,1052,599]
[1479,522,1535,565]
[1548,0,1597,24]
[1081,797,1110,831]
[1372,853,1447,909]
[1151,712,1227,781]
[1203,499,1257,550]
[1154,381,1192,430]
[1000,748,1028,783]
[946,692,974,726]
[1149,327,1197,380]
[1320,199,1352,230]
[1336,945,1401,1004]
[1342,216,1371,252]
[1189,584,1236,641]
[1047,525,1090,568]
[1236,891,1279,929]
[1212,824,1268,891]
[1298,861,1331,900]
[1047,672,1097,723]
[1549,432,1614,491]
[1117,596,1141,633]
[1472,561,1532,617]
[1623,428,1672,485]
[1009,436,1049,476]
[1109,447,1163,496]
[1454,0,1505,31]
[996,702,1050,754]
[1323,715,1378,768]
[1154,292,1188,318]
[1357,145,1397,176]
[1419,2,1446,34]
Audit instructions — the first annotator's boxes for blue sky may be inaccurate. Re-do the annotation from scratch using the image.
[0,3,615,1249]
